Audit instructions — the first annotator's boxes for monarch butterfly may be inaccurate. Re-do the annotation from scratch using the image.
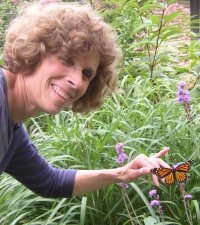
[150,160,193,185]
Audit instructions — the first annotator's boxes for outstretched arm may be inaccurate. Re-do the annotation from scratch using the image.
[72,147,169,196]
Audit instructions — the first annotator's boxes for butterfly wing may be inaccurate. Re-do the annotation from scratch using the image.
[151,168,173,178]
[175,160,193,173]
[175,171,187,183]
[151,160,193,185]
[165,171,175,185]
[151,168,175,185]
[174,160,193,183]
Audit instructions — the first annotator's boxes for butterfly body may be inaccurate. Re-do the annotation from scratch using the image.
[151,160,193,185]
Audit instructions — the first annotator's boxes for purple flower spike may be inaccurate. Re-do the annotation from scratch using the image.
[178,81,186,89]
[150,199,160,207]
[149,189,157,197]
[115,143,124,155]
[177,81,190,103]
[183,95,190,102]
[184,194,192,200]
[116,152,128,165]
[115,143,128,165]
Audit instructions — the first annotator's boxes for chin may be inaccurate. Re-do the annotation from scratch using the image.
[44,107,64,115]
[42,102,72,115]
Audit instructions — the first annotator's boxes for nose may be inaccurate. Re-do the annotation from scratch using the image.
[66,69,84,90]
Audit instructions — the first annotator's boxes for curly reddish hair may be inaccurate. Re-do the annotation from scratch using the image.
[3,2,121,113]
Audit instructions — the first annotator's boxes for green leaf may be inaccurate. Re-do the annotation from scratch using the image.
[10,212,30,225]
[44,198,66,225]
[130,182,156,217]
[167,0,176,4]
[144,216,157,225]
[139,4,163,14]
[160,30,181,41]
[191,200,200,225]
[131,23,154,36]
[163,11,181,24]
[149,15,162,26]
[80,197,87,225]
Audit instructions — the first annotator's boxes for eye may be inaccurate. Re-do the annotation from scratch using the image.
[82,69,93,81]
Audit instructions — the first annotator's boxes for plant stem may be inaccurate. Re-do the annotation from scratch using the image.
[179,184,193,225]
[181,193,193,225]
[150,9,165,80]
[121,189,138,225]
[138,11,152,66]
[88,0,93,6]
[123,190,142,225]
[184,102,192,121]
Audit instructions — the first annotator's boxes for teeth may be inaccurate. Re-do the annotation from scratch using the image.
[52,85,70,100]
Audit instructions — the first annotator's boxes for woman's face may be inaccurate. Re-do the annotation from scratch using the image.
[24,51,100,114]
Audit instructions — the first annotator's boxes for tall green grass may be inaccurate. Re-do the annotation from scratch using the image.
[1,75,199,224]
[0,0,200,224]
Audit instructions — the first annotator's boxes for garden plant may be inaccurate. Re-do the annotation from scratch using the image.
[0,0,200,224]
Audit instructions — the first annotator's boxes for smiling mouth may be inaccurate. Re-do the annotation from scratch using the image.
[52,84,71,100]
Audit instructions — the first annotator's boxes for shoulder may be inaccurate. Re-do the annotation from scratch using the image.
[0,69,7,108]
[0,68,6,92]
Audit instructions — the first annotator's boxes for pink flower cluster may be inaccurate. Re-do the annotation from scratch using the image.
[164,3,189,15]
[11,0,21,4]
[40,0,60,5]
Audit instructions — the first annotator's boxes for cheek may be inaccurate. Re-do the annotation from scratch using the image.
[77,83,89,99]
[82,81,90,93]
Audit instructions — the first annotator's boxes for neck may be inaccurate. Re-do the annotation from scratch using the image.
[3,69,38,123]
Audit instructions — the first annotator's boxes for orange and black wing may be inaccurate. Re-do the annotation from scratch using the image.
[174,160,193,183]
[151,168,172,178]
[165,171,175,185]
[174,171,187,183]
[151,168,175,185]
[150,160,193,185]
[175,160,193,173]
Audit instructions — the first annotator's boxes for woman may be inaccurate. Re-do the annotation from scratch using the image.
[0,1,169,198]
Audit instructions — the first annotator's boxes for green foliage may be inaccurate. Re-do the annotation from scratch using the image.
[101,0,195,81]
[0,0,200,224]
[0,0,19,48]
[0,0,20,64]
[1,75,200,224]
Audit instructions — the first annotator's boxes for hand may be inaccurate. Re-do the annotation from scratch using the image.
[119,147,170,186]
[72,147,170,196]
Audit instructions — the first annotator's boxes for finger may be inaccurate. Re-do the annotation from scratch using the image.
[152,158,171,168]
[153,147,170,158]
[142,157,169,169]
[133,167,151,180]
[152,173,168,186]
[151,174,160,186]
[144,168,168,186]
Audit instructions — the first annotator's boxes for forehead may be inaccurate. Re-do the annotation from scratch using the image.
[76,50,100,68]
